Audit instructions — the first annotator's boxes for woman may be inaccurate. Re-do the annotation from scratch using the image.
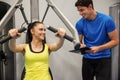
[8,21,66,80]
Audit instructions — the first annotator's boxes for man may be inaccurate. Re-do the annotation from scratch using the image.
[75,0,119,80]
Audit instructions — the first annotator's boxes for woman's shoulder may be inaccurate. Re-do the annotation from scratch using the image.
[44,43,49,48]
[20,43,28,54]
[18,43,28,50]
[46,43,52,51]
[20,43,27,47]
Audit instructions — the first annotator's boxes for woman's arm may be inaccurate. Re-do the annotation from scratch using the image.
[9,39,25,53]
[47,28,65,52]
[8,28,25,53]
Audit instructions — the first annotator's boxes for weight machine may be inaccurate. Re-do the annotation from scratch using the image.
[0,0,80,79]
[0,0,28,79]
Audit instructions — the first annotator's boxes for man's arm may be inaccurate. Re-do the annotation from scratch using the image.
[79,34,86,48]
[99,29,119,50]
[90,29,119,53]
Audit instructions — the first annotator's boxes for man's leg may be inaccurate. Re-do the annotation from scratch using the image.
[95,58,111,80]
[82,58,95,80]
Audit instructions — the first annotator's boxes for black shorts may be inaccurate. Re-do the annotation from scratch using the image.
[82,57,111,80]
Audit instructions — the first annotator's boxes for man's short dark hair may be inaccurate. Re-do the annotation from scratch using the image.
[75,0,93,8]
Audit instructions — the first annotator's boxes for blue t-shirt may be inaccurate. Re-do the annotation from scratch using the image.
[75,12,116,59]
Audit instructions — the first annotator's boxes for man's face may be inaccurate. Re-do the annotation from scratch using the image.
[77,4,92,19]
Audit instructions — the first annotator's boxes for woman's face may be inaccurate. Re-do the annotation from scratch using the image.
[31,23,46,41]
